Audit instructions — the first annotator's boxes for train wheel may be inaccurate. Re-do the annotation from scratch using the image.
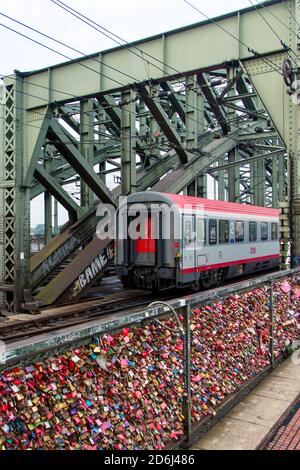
[192,281,200,292]
[200,274,213,289]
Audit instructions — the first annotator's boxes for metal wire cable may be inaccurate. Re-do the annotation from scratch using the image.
[0,3,212,124]
[0,11,140,83]
[249,0,298,65]
[50,0,196,83]
[0,5,275,138]
[49,0,274,126]
[183,0,284,76]
[254,0,300,40]
[0,4,279,161]
[0,22,127,88]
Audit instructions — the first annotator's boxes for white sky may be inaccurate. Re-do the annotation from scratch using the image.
[0,0,252,227]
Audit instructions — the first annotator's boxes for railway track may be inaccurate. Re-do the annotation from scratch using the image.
[0,269,280,344]
[0,289,173,343]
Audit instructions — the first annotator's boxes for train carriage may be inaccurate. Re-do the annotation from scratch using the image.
[116,192,280,291]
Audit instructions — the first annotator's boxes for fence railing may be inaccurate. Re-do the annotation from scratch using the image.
[0,268,299,450]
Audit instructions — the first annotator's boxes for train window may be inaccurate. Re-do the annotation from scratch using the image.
[197,219,206,246]
[261,222,268,241]
[209,220,217,245]
[271,223,278,241]
[249,221,257,242]
[235,221,244,242]
[219,220,229,244]
[184,216,194,247]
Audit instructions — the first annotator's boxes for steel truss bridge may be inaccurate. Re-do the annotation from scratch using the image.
[0,0,296,312]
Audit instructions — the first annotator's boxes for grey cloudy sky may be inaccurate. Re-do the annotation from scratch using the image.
[0,0,252,227]
[0,0,252,76]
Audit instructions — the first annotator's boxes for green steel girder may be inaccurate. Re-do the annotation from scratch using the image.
[152,132,239,193]
[218,69,244,100]
[137,84,188,164]
[137,150,178,191]
[121,88,137,195]
[221,101,268,120]
[250,143,284,152]
[23,106,53,187]
[30,142,117,199]
[16,1,288,109]
[207,149,283,173]
[236,74,257,112]
[34,165,83,219]
[97,95,121,134]
[223,92,257,103]
[160,82,186,123]
[59,106,80,133]
[239,131,280,141]
[197,73,230,135]
[97,94,146,159]
[48,121,117,206]
[80,99,95,209]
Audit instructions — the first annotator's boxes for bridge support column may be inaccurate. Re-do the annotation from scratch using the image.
[0,77,31,311]
[186,75,205,197]
[80,99,95,208]
[121,89,136,196]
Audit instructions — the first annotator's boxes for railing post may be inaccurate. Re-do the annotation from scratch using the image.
[269,281,275,369]
[183,304,192,446]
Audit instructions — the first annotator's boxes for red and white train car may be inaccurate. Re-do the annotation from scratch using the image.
[116,192,280,290]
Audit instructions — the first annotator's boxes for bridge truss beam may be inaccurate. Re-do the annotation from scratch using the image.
[0,0,296,311]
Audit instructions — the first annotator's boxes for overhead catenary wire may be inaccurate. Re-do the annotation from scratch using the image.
[0,5,277,165]
[183,0,284,76]
[49,0,197,82]
[0,11,141,84]
[0,22,126,88]
[0,15,215,136]
[49,0,281,122]
[0,84,270,154]
[249,0,298,65]
[0,71,213,137]
[281,0,300,36]
[0,5,276,137]
[0,8,213,126]
[254,0,300,41]
[0,65,271,154]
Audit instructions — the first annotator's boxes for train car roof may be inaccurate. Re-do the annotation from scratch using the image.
[123,192,279,217]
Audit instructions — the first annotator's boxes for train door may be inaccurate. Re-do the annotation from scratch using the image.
[182,215,196,281]
[196,217,207,267]
[135,213,156,266]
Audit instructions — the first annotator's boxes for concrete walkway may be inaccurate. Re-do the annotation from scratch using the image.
[192,355,300,450]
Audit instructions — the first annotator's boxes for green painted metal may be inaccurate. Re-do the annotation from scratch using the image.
[80,99,95,209]
[1,0,298,311]
[137,150,178,191]
[121,89,137,196]
[152,133,239,194]
[15,1,288,108]
[34,165,82,219]
[30,141,118,200]
[23,106,53,187]
[198,73,229,135]
[44,155,53,245]
[48,120,116,206]
[137,84,188,164]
